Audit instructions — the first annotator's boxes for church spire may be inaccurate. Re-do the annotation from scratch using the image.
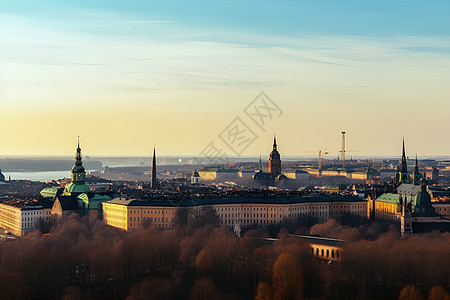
[401,137,407,172]
[151,146,157,190]
[75,136,82,165]
[63,137,90,195]
[273,135,277,150]
[414,153,419,173]
[259,154,262,171]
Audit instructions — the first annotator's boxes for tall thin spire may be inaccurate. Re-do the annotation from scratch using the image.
[151,146,157,190]
[273,135,277,150]
[259,154,262,170]
[415,153,419,172]
[402,137,406,162]
[401,137,407,172]
[75,136,82,165]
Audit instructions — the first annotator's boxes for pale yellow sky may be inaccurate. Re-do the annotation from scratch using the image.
[1,13,450,158]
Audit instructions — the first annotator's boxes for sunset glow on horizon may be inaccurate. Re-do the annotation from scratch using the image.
[2,0,450,157]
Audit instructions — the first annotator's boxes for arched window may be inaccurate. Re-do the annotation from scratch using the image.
[337,250,340,259]
[321,249,324,257]
[331,250,335,258]
[311,248,314,255]
[316,248,319,256]
[326,249,329,258]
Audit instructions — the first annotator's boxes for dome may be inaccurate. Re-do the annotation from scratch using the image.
[414,191,434,215]
[64,182,90,194]
[72,165,85,173]
[253,170,272,181]
[413,178,435,216]
[192,170,200,177]
[275,174,288,181]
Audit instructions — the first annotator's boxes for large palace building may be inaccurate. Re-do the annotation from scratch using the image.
[103,195,367,231]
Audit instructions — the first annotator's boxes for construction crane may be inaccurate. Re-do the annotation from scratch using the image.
[318,149,329,171]
[300,149,328,177]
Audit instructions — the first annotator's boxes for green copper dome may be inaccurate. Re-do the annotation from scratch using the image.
[65,182,91,194]
[413,178,435,216]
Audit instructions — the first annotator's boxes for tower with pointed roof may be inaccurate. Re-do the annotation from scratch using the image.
[191,169,200,184]
[63,137,90,195]
[151,146,157,190]
[412,154,422,185]
[395,138,410,187]
[268,136,281,175]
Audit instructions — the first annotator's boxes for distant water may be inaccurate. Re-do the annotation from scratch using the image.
[4,171,72,182]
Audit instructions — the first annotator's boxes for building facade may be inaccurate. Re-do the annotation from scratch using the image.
[103,195,367,231]
[0,201,50,236]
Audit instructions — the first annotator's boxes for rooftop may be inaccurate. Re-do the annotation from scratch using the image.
[106,194,366,208]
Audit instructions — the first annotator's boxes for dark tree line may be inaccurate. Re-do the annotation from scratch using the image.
[0,213,448,300]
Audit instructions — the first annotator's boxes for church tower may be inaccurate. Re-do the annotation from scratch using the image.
[412,154,421,185]
[395,138,410,187]
[64,137,90,195]
[151,146,158,190]
[268,136,281,175]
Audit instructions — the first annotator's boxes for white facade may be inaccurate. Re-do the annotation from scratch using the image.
[211,200,367,227]
[0,203,49,236]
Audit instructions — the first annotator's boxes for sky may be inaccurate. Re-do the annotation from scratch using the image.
[1,0,450,158]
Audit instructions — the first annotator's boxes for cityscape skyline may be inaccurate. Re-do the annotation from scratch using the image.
[2,1,450,156]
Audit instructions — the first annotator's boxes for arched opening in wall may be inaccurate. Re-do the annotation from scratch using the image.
[337,250,340,259]
[321,249,324,257]
[316,248,319,256]
[331,250,335,258]
[326,249,329,258]
[311,248,314,255]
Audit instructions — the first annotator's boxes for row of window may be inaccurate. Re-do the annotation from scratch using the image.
[129,209,175,215]
[129,216,175,223]
[129,223,173,229]
[312,247,340,260]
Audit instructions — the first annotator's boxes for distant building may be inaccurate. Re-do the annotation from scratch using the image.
[191,169,200,184]
[254,137,289,183]
[283,169,309,181]
[198,167,240,181]
[0,169,5,182]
